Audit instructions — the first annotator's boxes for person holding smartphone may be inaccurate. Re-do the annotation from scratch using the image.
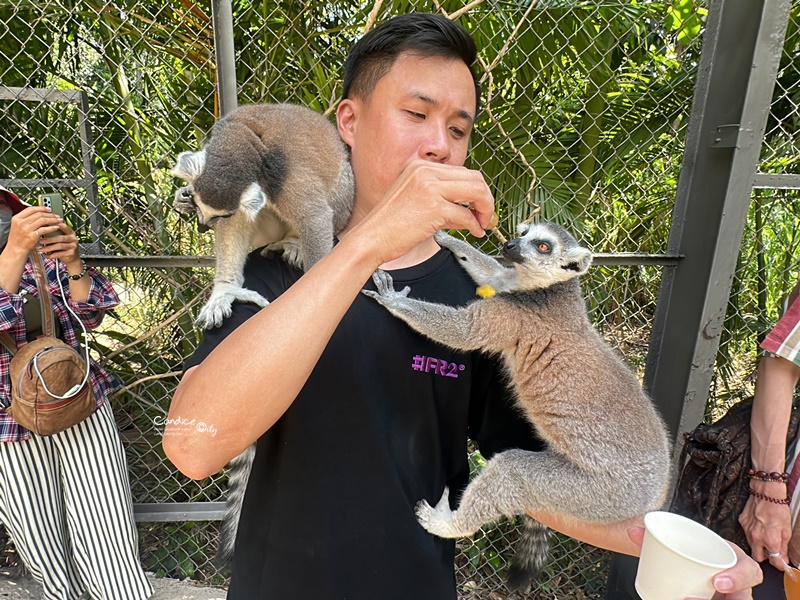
[0,186,151,600]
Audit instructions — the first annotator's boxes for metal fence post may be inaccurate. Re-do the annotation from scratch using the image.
[605,0,792,597]
[211,0,238,116]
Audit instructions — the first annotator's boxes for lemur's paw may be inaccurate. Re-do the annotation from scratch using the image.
[262,238,304,271]
[173,186,196,214]
[433,230,466,255]
[196,283,269,329]
[364,269,411,300]
[415,488,467,539]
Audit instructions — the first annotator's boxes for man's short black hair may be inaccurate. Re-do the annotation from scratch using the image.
[342,13,481,113]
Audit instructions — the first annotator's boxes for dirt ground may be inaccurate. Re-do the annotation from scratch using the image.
[0,573,226,599]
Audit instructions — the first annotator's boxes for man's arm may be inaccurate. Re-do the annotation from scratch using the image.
[526,510,642,556]
[530,512,762,599]
[164,161,495,479]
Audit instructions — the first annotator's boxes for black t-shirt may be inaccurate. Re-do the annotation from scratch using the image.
[186,247,543,600]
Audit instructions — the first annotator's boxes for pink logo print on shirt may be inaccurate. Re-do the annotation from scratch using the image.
[411,354,465,378]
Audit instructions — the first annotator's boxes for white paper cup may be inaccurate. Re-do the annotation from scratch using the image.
[635,511,737,600]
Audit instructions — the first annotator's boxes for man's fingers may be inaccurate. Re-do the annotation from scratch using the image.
[626,526,645,549]
[405,160,494,219]
[438,204,487,239]
[709,542,762,597]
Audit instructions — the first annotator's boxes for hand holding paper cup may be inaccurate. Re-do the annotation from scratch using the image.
[635,511,737,600]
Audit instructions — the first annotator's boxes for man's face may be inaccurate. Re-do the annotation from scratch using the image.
[338,52,477,208]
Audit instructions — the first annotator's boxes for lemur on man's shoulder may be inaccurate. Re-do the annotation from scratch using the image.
[171,103,355,567]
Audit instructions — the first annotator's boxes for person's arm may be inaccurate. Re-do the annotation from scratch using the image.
[528,512,762,598]
[525,510,643,556]
[164,160,495,480]
[739,355,800,567]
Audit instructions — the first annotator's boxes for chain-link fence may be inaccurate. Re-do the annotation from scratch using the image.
[1,0,798,597]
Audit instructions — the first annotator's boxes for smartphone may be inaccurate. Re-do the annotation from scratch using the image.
[38,193,65,238]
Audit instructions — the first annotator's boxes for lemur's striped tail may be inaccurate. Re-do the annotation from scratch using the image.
[215,444,256,567]
[506,515,551,591]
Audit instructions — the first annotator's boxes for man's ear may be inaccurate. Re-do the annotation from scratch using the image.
[337,99,357,148]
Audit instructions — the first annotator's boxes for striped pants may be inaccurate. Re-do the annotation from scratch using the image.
[0,402,152,600]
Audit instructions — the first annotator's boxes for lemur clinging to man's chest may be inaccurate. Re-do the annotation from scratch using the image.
[364,222,670,590]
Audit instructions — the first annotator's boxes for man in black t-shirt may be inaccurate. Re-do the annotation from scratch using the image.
[165,13,761,600]
[185,244,542,599]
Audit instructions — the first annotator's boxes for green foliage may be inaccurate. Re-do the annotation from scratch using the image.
[140,521,226,584]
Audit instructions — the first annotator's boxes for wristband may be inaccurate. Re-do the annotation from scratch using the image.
[748,469,790,483]
[748,487,791,505]
[67,260,86,281]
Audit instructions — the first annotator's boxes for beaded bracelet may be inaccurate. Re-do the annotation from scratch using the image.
[748,488,791,505]
[747,469,789,484]
[67,260,87,281]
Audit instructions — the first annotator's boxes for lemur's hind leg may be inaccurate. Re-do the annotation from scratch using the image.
[197,213,269,329]
[416,450,534,539]
[263,236,303,270]
[271,182,338,271]
[434,231,511,289]
[417,449,642,540]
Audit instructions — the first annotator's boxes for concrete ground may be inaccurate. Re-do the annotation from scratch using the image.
[0,573,226,599]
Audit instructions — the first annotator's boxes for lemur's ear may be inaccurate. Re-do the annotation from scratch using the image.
[562,246,593,275]
[171,150,207,182]
[239,182,266,221]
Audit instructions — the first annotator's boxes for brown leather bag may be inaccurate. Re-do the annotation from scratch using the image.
[0,252,95,436]
[670,395,800,554]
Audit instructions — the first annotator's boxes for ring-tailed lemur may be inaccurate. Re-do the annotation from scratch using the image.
[363,222,670,589]
[171,102,355,330]
[172,103,355,567]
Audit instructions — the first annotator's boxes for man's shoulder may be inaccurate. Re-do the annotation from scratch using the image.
[242,247,303,294]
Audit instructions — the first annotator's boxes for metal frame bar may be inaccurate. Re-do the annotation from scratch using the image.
[606,1,792,597]
[77,90,103,254]
[0,86,103,254]
[133,502,225,522]
[753,173,800,189]
[76,253,680,269]
[646,0,791,456]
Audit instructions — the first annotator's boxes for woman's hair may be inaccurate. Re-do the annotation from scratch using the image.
[342,13,481,112]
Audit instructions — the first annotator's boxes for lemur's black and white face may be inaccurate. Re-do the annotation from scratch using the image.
[171,149,266,232]
[503,222,593,289]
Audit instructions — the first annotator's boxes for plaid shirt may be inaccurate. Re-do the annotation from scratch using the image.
[761,293,800,366]
[0,255,120,442]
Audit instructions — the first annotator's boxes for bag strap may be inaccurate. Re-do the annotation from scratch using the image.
[0,253,57,356]
[29,251,56,338]
[0,332,17,356]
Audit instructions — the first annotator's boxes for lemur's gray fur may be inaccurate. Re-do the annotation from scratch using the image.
[172,103,354,567]
[171,102,354,330]
[363,222,670,590]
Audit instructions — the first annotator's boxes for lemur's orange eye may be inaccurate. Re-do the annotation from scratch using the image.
[537,242,551,253]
